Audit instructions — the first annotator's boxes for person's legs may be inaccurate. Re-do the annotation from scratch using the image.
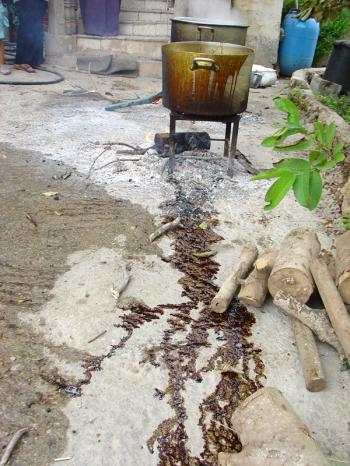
[31,0,46,67]
[15,0,47,69]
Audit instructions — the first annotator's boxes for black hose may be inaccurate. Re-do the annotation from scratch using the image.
[0,67,65,85]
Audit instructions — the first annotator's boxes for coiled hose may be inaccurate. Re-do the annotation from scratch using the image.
[0,41,65,85]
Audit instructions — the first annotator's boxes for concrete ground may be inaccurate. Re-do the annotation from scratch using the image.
[0,69,349,466]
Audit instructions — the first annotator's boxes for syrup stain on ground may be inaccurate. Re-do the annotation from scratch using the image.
[48,185,265,465]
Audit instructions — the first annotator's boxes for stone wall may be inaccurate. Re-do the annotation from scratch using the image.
[46,0,78,57]
[174,0,283,66]
[46,0,283,67]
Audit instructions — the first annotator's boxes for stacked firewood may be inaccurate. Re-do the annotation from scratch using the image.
[211,229,350,393]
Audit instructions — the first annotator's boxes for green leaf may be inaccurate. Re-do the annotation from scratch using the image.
[275,138,312,153]
[198,222,208,230]
[275,158,311,174]
[293,172,310,208]
[309,150,328,167]
[314,121,327,147]
[261,135,279,148]
[274,97,301,125]
[324,122,336,149]
[262,128,308,149]
[333,143,345,163]
[318,160,337,170]
[252,168,287,181]
[264,173,296,211]
[307,171,323,210]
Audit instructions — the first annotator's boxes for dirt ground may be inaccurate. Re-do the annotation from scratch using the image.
[0,145,159,465]
[0,69,349,466]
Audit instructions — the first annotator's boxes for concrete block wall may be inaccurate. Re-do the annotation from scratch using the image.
[235,0,283,66]
[73,0,173,77]
[47,0,283,76]
[119,0,172,37]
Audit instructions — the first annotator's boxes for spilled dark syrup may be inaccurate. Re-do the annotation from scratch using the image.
[48,184,265,465]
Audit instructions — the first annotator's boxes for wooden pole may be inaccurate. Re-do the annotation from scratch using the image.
[311,258,350,362]
[210,243,258,313]
[292,319,326,392]
[336,230,350,304]
[273,291,343,354]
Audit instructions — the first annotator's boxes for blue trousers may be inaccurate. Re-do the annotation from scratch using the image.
[15,0,47,66]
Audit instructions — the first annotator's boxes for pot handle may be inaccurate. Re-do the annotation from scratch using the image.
[191,57,219,72]
[197,26,215,41]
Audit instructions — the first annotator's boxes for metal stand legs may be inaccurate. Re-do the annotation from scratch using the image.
[168,112,241,177]
[228,115,240,178]
[169,113,176,175]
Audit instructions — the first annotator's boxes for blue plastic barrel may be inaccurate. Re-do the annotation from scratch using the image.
[279,9,320,76]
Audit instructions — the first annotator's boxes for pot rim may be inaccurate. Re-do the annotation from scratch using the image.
[171,16,249,28]
[162,41,254,55]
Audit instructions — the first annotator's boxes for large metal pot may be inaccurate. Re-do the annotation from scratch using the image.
[171,17,249,46]
[162,41,254,116]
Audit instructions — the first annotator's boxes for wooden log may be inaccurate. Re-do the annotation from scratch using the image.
[274,291,343,354]
[154,132,211,155]
[149,217,181,242]
[210,243,258,314]
[336,230,350,304]
[238,251,277,307]
[218,388,328,466]
[311,258,350,362]
[292,318,326,392]
[268,229,320,303]
[319,249,336,281]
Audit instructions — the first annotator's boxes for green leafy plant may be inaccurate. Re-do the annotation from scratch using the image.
[253,97,345,211]
[314,9,350,64]
[317,94,350,125]
[296,0,350,22]
[341,213,350,229]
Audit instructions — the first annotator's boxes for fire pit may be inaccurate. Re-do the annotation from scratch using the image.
[162,41,254,175]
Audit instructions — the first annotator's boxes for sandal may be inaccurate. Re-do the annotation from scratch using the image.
[14,64,36,73]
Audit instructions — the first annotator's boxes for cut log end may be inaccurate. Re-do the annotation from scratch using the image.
[307,376,326,392]
[238,251,277,308]
[268,268,314,303]
[211,298,228,314]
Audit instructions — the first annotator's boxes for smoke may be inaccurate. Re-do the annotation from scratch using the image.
[187,0,243,22]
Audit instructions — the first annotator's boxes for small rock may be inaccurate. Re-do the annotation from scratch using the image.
[39,318,46,326]
[47,436,56,446]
